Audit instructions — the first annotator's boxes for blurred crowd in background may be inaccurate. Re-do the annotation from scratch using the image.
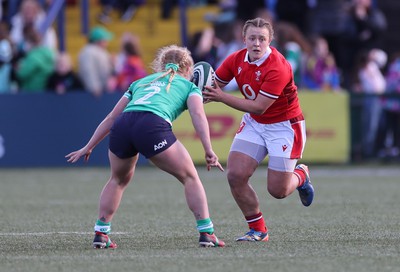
[0,0,399,161]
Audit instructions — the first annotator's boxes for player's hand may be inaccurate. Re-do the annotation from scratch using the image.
[65,147,92,163]
[202,81,224,102]
[205,150,224,172]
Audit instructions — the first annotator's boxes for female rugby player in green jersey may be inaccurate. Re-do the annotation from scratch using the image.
[66,45,225,248]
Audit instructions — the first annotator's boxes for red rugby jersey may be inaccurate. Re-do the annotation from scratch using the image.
[215,47,303,124]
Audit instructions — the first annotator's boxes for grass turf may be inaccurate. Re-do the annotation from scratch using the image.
[0,166,399,272]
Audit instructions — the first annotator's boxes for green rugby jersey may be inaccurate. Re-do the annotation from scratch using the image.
[123,72,202,124]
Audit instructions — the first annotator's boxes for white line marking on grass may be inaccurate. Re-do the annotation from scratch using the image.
[0,232,131,236]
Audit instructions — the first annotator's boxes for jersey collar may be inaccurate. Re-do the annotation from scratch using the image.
[244,46,272,66]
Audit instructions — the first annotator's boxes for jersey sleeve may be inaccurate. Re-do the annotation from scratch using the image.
[188,82,203,100]
[215,53,236,84]
[124,82,136,101]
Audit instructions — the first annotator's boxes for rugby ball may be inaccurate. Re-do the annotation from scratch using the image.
[191,61,215,91]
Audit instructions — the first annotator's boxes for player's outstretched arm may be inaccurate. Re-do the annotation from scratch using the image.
[187,95,224,172]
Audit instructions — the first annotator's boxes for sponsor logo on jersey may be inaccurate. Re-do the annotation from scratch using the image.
[150,81,166,87]
[154,139,168,151]
[282,145,288,152]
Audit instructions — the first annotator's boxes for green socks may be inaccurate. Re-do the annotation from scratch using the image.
[94,219,111,234]
[196,218,214,234]
[95,218,213,235]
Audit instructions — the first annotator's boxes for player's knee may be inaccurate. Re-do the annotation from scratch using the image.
[112,174,132,188]
[227,168,249,184]
[267,184,290,199]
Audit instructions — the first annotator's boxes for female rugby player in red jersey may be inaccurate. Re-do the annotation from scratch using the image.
[203,17,314,242]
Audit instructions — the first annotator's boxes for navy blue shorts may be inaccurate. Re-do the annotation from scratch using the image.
[109,111,177,159]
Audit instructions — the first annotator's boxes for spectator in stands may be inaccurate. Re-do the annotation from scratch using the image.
[339,0,387,90]
[386,52,400,93]
[191,17,245,91]
[188,27,217,68]
[302,35,341,91]
[0,22,14,93]
[14,24,55,92]
[213,19,245,91]
[352,48,386,94]
[378,52,400,160]
[97,0,145,24]
[113,32,147,92]
[273,21,312,88]
[10,0,58,58]
[189,0,243,67]
[78,26,115,97]
[352,48,387,159]
[46,52,84,94]
[306,0,347,74]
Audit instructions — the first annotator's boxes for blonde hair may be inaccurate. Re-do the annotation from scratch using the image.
[142,45,194,92]
[243,17,274,42]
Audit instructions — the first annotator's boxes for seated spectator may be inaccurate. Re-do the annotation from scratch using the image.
[0,22,14,94]
[303,35,341,91]
[10,0,58,58]
[78,26,115,97]
[14,24,55,92]
[47,52,84,94]
[113,32,147,91]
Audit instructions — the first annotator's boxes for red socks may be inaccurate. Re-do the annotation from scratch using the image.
[294,168,306,187]
[245,212,267,232]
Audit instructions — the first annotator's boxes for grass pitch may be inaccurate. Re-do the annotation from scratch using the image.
[0,165,399,272]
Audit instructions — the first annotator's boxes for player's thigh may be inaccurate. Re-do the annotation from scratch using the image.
[267,156,297,190]
[227,151,259,185]
[149,140,198,182]
[108,150,138,182]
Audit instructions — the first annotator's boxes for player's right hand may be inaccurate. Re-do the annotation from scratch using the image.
[65,147,92,163]
[205,150,224,172]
